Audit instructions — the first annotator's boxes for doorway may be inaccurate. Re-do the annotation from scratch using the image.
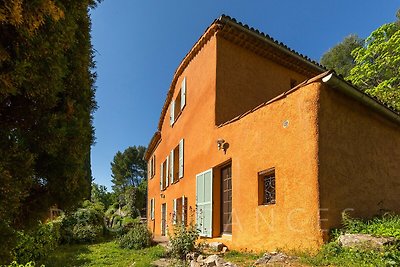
[221,164,232,234]
[161,203,167,236]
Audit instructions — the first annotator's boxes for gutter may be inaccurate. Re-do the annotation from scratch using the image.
[322,73,400,126]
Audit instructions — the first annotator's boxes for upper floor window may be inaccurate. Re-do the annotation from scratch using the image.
[148,154,156,179]
[170,77,186,126]
[160,139,184,191]
[160,158,169,191]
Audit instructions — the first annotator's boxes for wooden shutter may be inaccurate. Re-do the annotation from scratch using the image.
[170,150,174,183]
[196,169,213,237]
[179,139,184,178]
[170,100,175,126]
[160,163,164,190]
[165,157,169,187]
[173,199,177,224]
[181,77,186,110]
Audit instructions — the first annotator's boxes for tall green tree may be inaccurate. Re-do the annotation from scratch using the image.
[348,18,400,111]
[0,0,99,262]
[320,34,363,77]
[91,183,114,209]
[111,146,147,194]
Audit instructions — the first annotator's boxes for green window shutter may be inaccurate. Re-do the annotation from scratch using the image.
[150,198,155,220]
[160,163,164,190]
[179,139,184,178]
[196,169,213,237]
[170,100,175,126]
[181,77,186,110]
[170,150,174,183]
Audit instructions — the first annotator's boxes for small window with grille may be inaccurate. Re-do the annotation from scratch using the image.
[258,168,276,205]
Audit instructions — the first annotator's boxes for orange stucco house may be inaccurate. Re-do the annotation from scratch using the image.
[145,15,400,251]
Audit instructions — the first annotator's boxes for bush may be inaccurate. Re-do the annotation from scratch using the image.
[59,200,105,244]
[3,261,44,267]
[342,212,400,239]
[122,217,140,228]
[300,213,400,267]
[168,223,199,259]
[12,221,60,264]
[118,223,152,250]
[71,224,103,243]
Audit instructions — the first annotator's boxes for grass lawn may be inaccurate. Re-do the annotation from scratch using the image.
[40,240,165,267]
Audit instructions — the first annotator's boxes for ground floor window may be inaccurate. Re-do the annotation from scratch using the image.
[258,168,276,205]
[173,196,188,225]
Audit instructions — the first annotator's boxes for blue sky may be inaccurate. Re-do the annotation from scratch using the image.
[90,1,399,190]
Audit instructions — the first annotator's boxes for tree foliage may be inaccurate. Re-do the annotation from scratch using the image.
[320,34,363,77]
[347,22,400,111]
[111,146,147,194]
[111,146,147,217]
[91,183,114,210]
[0,0,99,263]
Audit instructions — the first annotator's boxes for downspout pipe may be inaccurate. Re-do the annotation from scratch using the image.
[322,73,400,126]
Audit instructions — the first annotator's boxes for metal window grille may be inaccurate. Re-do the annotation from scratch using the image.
[263,173,276,205]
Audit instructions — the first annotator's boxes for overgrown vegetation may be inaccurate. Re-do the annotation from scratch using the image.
[117,222,152,250]
[59,201,106,244]
[300,213,400,267]
[168,223,200,259]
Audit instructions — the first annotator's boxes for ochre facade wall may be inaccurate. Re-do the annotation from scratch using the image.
[215,36,308,125]
[147,29,400,252]
[317,85,400,235]
[147,30,325,250]
[147,35,218,238]
[209,82,324,251]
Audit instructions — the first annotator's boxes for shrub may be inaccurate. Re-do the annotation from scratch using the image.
[300,213,400,267]
[13,221,60,264]
[118,223,152,250]
[59,201,105,244]
[71,224,103,243]
[342,212,400,239]
[122,217,140,228]
[3,261,44,267]
[168,223,199,259]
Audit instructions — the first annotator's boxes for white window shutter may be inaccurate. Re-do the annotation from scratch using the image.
[173,199,177,224]
[170,100,175,126]
[170,150,174,183]
[181,77,186,110]
[165,157,169,186]
[179,139,184,178]
[160,163,164,190]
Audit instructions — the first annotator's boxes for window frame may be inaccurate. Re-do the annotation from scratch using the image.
[170,77,186,126]
[258,168,276,206]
